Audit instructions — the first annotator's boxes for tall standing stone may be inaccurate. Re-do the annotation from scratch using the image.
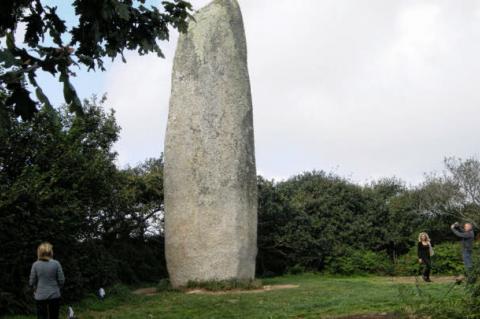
[164,0,257,287]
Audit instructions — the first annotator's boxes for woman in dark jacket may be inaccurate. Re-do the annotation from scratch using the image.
[29,242,65,319]
[417,232,433,282]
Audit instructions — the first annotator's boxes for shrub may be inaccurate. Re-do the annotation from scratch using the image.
[108,237,168,285]
[394,242,464,276]
[286,264,307,275]
[106,284,132,302]
[324,249,393,275]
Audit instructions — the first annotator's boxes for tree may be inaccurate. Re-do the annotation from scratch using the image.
[0,96,122,313]
[443,156,480,228]
[256,171,378,273]
[0,0,192,120]
[0,96,169,315]
[419,156,480,228]
[364,178,420,261]
[103,157,165,241]
[256,176,291,275]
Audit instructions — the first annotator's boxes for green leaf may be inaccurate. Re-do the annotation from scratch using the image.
[27,72,53,109]
[60,73,83,115]
[5,84,38,120]
[6,32,15,50]
[114,2,131,21]
[35,86,53,110]
[0,49,19,68]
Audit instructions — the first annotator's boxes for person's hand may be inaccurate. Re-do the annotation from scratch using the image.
[418,258,423,264]
[451,224,456,229]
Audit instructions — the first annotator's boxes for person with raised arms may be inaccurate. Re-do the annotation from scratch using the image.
[451,222,475,281]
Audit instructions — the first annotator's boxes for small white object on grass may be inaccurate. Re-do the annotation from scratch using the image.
[67,306,75,319]
[98,287,106,300]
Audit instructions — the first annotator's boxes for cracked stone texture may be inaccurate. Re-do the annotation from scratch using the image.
[164,0,257,288]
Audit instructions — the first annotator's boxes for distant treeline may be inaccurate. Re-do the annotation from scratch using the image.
[1,99,477,315]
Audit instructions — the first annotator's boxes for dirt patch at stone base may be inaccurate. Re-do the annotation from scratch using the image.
[185,284,300,295]
[133,284,300,296]
[132,287,158,296]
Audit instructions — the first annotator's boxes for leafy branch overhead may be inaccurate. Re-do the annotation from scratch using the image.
[0,0,193,120]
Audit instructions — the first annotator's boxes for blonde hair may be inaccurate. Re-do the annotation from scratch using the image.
[37,242,53,261]
[418,232,430,242]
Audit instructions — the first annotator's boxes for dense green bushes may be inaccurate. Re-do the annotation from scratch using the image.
[257,174,412,276]
[256,173,467,277]
[257,172,386,275]
[0,100,167,315]
[394,242,465,276]
[328,243,466,276]
[320,242,465,276]
[283,243,465,277]
[324,249,393,275]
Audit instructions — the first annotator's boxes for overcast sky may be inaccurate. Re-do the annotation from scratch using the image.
[38,0,480,185]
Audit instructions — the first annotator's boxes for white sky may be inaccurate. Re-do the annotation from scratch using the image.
[37,0,480,185]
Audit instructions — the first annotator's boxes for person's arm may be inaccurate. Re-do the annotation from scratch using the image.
[29,263,37,289]
[56,262,65,287]
[451,227,474,238]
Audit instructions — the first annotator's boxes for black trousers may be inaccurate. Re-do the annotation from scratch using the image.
[36,298,60,319]
[420,258,431,279]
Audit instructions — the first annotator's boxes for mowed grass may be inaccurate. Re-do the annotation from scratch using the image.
[8,274,467,319]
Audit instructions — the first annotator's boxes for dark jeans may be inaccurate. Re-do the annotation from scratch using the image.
[36,298,60,319]
[420,258,431,279]
[463,249,473,271]
[462,250,477,283]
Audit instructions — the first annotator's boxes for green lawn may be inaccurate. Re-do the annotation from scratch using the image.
[8,274,468,319]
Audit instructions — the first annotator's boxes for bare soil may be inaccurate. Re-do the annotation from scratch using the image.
[185,284,300,295]
[133,284,300,296]
[132,287,158,296]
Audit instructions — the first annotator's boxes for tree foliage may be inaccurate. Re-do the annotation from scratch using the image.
[256,171,466,276]
[418,156,480,229]
[256,172,424,275]
[0,98,166,315]
[0,0,192,120]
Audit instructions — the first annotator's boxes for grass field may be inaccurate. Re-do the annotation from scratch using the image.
[8,274,468,319]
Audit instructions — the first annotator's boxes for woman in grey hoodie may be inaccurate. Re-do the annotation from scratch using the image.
[29,242,65,319]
